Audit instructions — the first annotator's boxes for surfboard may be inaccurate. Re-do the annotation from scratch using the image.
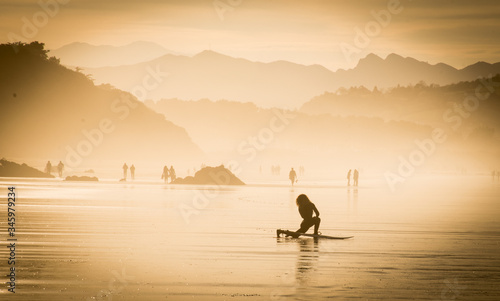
[277,229,353,240]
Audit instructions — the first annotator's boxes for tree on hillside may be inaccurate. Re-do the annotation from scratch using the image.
[1,41,48,58]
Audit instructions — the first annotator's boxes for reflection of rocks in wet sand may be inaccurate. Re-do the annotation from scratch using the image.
[0,158,54,178]
[64,176,99,182]
[172,165,244,185]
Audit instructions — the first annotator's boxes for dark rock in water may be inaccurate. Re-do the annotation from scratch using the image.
[64,175,99,182]
[0,158,54,178]
[172,165,244,185]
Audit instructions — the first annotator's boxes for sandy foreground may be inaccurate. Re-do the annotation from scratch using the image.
[1,176,499,300]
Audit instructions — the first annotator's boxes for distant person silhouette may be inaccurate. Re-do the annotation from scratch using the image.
[45,161,52,174]
[122,163,128,181]
[161,165,169,183]
[169,166,176,182]
[292,194,321,237]
[272,165,282,176]
[353,169,359,186]
[57,161,64,177]
[347,169,352,186]
[130,164,135,180]
[289,168,297,186]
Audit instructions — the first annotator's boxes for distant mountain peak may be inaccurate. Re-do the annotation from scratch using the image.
[194,50,226,58]
[356,52,432,70]
[385,53,404,61]
[82,47,500,109]
[467,61,490,67]
[363,53,384,62]
[356,53,384,68]
[51,41,173,68]
[66,41,90,46]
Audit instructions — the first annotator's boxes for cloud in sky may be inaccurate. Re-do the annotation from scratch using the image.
[1,0,500,70]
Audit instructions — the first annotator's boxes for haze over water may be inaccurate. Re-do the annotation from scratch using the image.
[1,175,499,300]
[2,1,500,300]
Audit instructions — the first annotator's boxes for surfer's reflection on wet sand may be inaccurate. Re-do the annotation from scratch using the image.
[294,239,321,300]
[275,237,320,299]
[296,239,319,284]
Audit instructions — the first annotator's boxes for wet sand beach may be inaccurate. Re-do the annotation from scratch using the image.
[1,175,499,300]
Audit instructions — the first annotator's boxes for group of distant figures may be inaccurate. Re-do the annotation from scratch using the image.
[347,169,359,186]
[46,162,179,182]
[270,165,281,176]
[161,165,177,183]
[289,167,359,187]
[121,163,136,181]
[41,161,500,185]
[270,165,305,177]
[44,161,64,177]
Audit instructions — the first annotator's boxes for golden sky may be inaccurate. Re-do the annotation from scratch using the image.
[1,0,500,70]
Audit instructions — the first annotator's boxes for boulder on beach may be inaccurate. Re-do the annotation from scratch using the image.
[64,175,99,182]
[172,165,244,185]
[0,158,54,178]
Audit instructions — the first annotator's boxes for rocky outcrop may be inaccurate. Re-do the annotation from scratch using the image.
[172,165,244,185]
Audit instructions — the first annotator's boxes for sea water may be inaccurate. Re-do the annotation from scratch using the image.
[0,175,499,300]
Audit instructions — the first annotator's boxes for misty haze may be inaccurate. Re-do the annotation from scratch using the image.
[1,1,500,300]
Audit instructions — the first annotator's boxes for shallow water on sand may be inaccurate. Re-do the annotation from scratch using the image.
[1,176,499,300]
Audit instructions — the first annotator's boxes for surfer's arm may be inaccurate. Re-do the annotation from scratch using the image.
[313,204,320,217]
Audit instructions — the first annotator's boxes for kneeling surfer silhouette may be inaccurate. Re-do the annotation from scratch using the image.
[282,194,320,238]
[277,194,354,239]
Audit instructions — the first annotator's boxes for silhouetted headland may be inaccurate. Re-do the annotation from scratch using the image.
[0,41,203,165]
[172,165,244,185]
[0,158,54,178]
